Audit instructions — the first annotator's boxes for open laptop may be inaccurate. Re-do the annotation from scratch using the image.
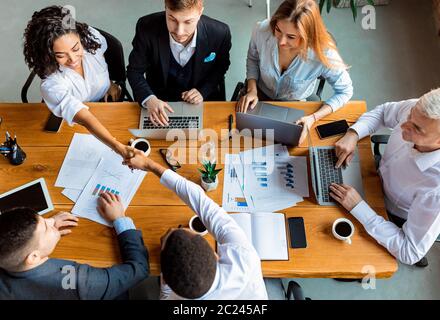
[129,101,203,139]
[236,102,304,146]
[308,131,364,206]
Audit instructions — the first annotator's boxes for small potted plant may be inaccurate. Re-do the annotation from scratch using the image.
[198,161,222,192]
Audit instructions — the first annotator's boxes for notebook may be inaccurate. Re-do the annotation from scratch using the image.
[230,212,288,261]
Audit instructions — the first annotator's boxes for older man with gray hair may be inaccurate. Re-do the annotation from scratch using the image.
[329,88,440,267]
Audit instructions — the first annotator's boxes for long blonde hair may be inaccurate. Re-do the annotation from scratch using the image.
[270,0,345,69]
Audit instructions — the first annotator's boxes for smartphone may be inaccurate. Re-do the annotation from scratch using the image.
[288,217,307,249]
[44,113,63,133]
[316,119,349,139]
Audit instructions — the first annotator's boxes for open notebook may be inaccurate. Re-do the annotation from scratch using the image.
[230,212,288,261]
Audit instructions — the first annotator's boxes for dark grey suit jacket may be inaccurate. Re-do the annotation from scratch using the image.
[0,229,149,300]
[127,12,231,104]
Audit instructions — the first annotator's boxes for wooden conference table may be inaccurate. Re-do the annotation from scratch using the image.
[0,101,398,279]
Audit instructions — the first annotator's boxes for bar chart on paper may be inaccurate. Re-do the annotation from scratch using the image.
[252,162,269,188]
[72,151,147,227]
[277,161,295,189]
[92,184,121,197]
[222,154,254,213]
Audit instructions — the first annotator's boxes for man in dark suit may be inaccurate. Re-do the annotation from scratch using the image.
[0,192,149,299]
[127,0,232,126]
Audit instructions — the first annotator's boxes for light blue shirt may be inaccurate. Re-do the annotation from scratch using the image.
[246,20,353,111]
[113,217,136,235]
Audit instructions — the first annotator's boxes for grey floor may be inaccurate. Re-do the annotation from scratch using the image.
[1,0,440,299]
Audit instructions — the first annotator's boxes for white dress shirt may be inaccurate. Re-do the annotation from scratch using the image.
[246,20,353,111]
[141,31,198,107]
[169,30,197,67]
[159,170,268,300]
[350,99,440,265]
[40,27,111,125]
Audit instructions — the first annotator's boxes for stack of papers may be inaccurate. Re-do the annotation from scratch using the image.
[222,144,308,213]
[56,134,146,226]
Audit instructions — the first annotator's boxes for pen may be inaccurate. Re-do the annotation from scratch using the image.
[228,114,233,140]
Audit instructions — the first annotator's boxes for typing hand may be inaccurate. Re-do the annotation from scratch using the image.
[122,148,149,171]
[182,89,203,104]
[236,90,258,113]
[329,183,362,212]
[335,130,359,168]
[52,212,79,236]
[295,115,316,145]
[146,97,174,127]
[97,192,125,223]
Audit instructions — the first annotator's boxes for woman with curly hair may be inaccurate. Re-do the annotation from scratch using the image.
[23,5,131,158]
[237,0,353,144]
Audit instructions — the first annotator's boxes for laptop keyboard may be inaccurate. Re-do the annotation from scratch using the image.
[317,148,343,203]
[142,116,200,129]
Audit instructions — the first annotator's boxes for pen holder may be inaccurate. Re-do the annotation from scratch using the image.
[1,133,27,166]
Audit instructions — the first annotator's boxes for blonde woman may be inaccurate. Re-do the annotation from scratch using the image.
[237,0,353,144]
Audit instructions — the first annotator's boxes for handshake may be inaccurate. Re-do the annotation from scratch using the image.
[116,139,155,172]
[120,146,151,171]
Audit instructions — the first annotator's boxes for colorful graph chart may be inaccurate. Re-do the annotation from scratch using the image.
[251,161,268,187]
[92,184,120,197]
[277,162,295,189]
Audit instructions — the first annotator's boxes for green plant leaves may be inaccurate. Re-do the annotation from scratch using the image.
[319,0,326,13]
[351,0,357,21]
[327,0,332,13]
[199,161,222,182]
[318,0,376,22]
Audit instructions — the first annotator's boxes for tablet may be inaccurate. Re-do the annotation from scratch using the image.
[0,178,54,215]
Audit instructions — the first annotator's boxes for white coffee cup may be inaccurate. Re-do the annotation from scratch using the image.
[332,218,355,245]
[129,138,151,156]
[189,215,208,236]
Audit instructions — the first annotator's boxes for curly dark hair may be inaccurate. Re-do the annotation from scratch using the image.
[23,5,101,79]
[161,229,217,299]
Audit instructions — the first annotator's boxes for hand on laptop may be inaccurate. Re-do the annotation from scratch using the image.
[146,97,174,126]
[182,89,203,104]
[329,183,362,211]
[335,130,359,168]
[52,212,79,236]
[236,90,258,113]
[295,114,315,145]
[97,192,125,223]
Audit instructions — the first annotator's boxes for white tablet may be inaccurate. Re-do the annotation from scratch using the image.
[0,178,54,215]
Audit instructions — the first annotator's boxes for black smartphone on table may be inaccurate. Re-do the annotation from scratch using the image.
[288,217,307,249]
[316,119,349,139]
[44,113,63,133]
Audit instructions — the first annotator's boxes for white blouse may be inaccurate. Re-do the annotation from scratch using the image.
[41,27,111,125]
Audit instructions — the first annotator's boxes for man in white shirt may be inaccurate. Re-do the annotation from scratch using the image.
[330,88,440,267]
[123,150,268,300]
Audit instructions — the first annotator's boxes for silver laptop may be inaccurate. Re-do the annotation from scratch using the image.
[129,102,203,139]
[308,133,364,206]
[236,102,304,146]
